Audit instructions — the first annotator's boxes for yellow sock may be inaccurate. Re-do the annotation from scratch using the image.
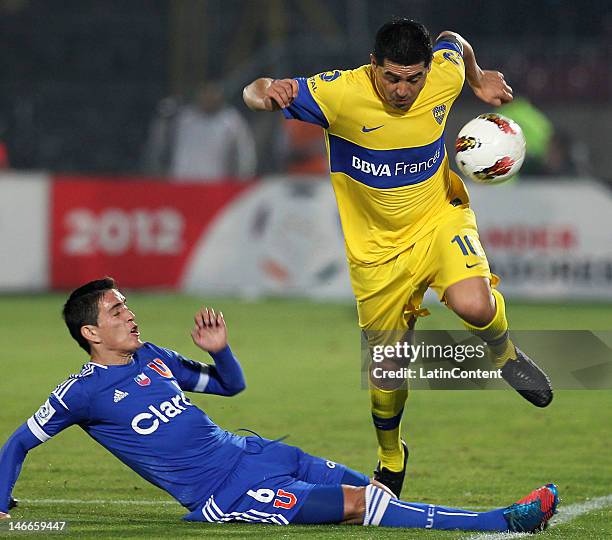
[370,384,408,472]
[462,289,516,368]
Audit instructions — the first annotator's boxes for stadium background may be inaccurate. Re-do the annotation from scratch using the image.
[0,1,610,538]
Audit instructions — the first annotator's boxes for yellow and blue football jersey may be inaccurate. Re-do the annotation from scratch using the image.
[283,41,469,266]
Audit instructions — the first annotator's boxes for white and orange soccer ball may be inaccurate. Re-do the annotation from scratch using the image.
[454,113,526,184]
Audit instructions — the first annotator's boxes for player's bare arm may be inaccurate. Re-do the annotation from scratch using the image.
[243,78,299,111]
[437,31,513,107]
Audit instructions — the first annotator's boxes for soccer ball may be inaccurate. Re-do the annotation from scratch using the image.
[454,113,526,184]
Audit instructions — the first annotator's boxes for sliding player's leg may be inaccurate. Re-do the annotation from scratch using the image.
[185,438,558,531]
[297,482,559,532]
[185,464,558,531]
[430,206,552,407]
[341,482,558,532]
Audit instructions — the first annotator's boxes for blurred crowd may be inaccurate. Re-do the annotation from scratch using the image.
[135,85,591,184]
[0,0,607,181]
[0,80,591,182]
[140,81,329,182]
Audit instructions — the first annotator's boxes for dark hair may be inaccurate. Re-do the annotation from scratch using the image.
[62,277,116,354]
[373,18,433,67]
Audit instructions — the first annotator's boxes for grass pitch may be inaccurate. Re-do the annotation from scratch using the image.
[0,294,610,538]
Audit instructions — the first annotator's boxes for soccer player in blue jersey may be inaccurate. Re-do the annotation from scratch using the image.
[244,18,553,497]
[0,278,557,532]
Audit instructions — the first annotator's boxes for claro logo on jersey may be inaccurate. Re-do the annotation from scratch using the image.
[351,148,441,177]
[131,393,193,435]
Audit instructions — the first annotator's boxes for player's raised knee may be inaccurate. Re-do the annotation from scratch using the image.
[447,289,495,327]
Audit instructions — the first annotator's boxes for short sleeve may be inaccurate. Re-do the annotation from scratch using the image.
[433,37,464,56]
[431,44,465,99]
[26,380,89,443]
[283,70,346,129]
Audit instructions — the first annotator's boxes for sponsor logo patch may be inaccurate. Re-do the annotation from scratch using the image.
[443,50,461,65]
[131,393,193,435]
[361,124,384,133]
[319,70,341,82]
[113,389,129,403]
[34,399,56,426]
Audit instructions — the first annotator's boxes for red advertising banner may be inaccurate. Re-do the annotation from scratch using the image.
[51,177,252,289]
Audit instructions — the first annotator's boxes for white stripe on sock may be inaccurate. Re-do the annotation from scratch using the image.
[389,499,426,512]
[370,491,392,526]
[437,510,480,517]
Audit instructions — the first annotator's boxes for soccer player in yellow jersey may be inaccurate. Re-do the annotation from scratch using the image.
[244,19,552,497]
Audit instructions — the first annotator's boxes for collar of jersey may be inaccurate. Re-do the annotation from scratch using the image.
[87,359,135,369]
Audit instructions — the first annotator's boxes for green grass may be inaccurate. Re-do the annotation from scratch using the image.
[0,295,611,538]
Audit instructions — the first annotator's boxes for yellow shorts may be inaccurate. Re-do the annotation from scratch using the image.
[350,205,494,332]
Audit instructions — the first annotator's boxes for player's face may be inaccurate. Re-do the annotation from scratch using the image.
[94,289,142,354]
[371,56,430,111]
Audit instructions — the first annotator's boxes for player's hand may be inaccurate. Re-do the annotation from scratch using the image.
[264,78,299,110]
[191,307,228,354]
[470,70,513,107]
[0,511,10,519]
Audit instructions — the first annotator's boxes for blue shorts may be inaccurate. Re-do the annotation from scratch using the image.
[184,436,368,525]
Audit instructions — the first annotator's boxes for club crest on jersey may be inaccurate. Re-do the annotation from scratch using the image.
[147,358,173,378]
[134,373,151,386]
[432,104,447,125]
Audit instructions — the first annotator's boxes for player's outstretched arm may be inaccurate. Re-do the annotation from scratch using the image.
[190,307,246,396]
[243,78,299,111]
[437,31,513,107]
[0,423,45,516]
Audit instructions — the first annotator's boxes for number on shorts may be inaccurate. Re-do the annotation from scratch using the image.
[247,488,298,509]
[451,234,484,257]
[247,488,275,503]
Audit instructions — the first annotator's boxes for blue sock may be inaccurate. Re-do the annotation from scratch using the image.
[364,485,508,531]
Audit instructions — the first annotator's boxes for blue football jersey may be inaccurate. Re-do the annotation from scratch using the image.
[25,343,247,510]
